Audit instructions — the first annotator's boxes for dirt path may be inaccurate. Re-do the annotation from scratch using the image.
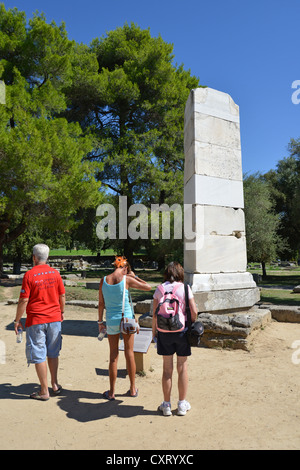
[1,302,300,450]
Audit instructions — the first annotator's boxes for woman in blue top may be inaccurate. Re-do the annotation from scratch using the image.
[98,256,152,400]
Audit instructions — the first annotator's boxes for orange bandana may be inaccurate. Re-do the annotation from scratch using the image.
[114,256,127,268]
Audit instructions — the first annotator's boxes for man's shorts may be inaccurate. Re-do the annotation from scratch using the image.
[26,322,62,364]
[157,330,191,357]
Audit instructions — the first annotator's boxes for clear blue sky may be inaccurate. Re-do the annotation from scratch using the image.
[2,0,300,175]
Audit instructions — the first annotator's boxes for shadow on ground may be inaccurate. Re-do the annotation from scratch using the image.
[0,382,158,421]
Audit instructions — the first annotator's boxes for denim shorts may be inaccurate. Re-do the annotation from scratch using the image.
[26,322,62,364]
[157,330,191,357]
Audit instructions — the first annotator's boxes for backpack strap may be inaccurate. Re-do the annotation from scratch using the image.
[122,275,126,318]
[185,283,192,333]
[171,283,181,295]
[157,284,165,295]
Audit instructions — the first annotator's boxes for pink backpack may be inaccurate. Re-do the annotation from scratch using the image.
[155,284,185,333]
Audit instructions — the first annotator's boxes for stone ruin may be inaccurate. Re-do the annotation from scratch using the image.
[183,87,271,349]
[139,87,272,350]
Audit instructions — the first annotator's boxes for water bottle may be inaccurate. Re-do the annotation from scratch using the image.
[153,336,157,349]
[16,327,23,344]
[98,328,106,341]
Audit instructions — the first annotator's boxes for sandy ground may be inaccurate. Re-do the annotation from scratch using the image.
[0,301,300,451]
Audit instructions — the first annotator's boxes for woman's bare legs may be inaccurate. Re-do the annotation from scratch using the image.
[162,355,174,403]
[177,356,188,401]
[107,334,120,399]
[123,333,137,395]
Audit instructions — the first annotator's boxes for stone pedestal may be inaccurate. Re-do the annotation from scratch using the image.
[184,88,260,313]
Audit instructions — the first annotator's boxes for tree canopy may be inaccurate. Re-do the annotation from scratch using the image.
[0,5,102,271]
[62,23,199,263]
[243,173,287,277]
[0,7,199,268]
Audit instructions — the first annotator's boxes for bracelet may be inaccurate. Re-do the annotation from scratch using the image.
[14,320,19,324]
[97,321,103,324]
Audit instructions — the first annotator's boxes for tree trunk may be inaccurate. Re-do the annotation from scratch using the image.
[261,261,267,279]
[0,241,4,275]
[0,218,27,275]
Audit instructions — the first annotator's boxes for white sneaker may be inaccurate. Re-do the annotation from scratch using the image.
[177,400,191,416]
[159,402,172,416]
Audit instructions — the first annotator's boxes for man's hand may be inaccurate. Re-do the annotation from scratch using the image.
[14,320,23,335]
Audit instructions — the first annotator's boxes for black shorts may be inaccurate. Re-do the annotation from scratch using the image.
[157,330,191,356]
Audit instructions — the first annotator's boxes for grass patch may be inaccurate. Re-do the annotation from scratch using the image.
[260,288,300,306]
[3,267,298,307]
[49,248,147,257]
[259,274,300,288]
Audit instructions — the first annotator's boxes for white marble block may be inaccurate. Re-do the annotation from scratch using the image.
[184,88,259,312]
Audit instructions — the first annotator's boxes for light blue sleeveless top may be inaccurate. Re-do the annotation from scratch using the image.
[102,276,133,333]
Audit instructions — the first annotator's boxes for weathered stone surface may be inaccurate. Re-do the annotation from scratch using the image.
[138,303,272,350]
[86,282,100,290]
[198,308,272,351]
[184,173,244,208]
[184,141,242,183]
[184,87,259,312]
[66,300,98,308]
[185,272,256,292]
[193,287,260,313]
[259,305,300,323]
[138,313,153,328]
[134,299,153,315]
[184,234,247,273]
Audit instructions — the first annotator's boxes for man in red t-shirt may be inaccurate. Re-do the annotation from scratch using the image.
[14,244,65,401]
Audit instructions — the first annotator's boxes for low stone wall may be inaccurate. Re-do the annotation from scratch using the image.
[258,305,300,323]
[4,293,299,351]
[136,301,273,351]
[197,308,271,351]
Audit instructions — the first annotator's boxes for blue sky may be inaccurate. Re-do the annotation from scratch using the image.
[2,0,300,175]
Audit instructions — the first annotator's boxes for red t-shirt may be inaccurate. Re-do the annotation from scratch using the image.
[19,264,65,327]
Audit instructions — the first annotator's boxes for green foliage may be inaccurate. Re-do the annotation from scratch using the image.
[0,5,102,269]
[63,23,199,262]
[244,173,287,273]
[0,8,199,268]
[263,141,300,258]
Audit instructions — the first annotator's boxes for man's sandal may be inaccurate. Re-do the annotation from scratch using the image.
[30,391,50,401]
[103,390,115,401]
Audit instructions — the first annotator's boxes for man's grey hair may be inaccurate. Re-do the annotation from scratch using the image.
[32,244,50,263]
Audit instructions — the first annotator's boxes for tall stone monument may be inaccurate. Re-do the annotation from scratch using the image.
[184,87,260,315]
[0,80,5,104]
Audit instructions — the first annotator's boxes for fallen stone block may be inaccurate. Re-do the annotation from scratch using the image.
[259,305,300,323]
[134,299,153,315]
[66,300,98,308]
[86,282,100,290]
[198,308,271,351]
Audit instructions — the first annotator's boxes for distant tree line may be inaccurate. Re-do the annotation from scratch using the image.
[0,5,198,271]
[244,140,300,277]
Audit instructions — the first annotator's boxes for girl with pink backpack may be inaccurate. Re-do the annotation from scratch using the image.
[152,261,198,416]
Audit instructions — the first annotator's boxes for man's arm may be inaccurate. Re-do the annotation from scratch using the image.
[14,298,28,334]
[59,294,65,321]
